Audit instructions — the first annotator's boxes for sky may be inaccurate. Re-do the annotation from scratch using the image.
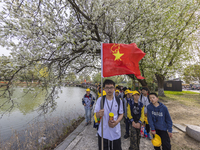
[0,2,10,56]
[0,46,10,56]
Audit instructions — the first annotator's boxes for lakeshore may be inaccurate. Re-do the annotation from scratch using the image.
[0,86,92,149]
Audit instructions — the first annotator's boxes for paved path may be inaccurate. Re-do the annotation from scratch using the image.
[55,100,154,150]
[183,90,200,93]
[57,119,154,150]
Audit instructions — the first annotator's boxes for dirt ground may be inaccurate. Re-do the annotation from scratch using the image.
[160,99,200,150]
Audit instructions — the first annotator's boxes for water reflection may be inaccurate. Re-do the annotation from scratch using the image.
[0,86,96,141]
[0,87,46,114]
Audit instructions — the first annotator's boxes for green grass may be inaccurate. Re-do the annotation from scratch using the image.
[159,91,200,108]
[164,91,199,95]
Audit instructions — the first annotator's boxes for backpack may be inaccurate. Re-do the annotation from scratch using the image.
[140,94,150,103]
[101,95,121,115]
[129,101,143,123]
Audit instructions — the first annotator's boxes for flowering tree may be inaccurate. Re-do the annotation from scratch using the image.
[0,0,199,113]
[124,0,200,96]
[183,63,200,84]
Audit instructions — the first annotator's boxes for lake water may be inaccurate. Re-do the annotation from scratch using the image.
[0,86,96,142]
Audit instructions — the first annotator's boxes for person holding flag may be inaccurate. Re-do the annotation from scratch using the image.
[98,43,145,150]
[94,79,123,150]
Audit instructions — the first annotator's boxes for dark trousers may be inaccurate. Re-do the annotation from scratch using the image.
[146,124,150,133]
[97,125,99,131]
[154,129,171,150]
[98,134,122,150]
[125,117,130,135]
[130,127,140,150]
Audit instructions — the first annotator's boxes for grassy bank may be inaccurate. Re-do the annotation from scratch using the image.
[0,116,85,150]
[159,91,200,108]
[43,116,84,150]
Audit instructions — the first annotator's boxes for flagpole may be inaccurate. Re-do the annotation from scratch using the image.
[101,77,103,150]
[101,42,104,150]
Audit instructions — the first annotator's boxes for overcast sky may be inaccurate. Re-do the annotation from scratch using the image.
[0,3,10,56]
[0,46,10,56]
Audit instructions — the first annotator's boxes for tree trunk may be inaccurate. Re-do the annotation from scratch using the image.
[127,74,148,86]
[155,74,165,97]
[137,79,148,86]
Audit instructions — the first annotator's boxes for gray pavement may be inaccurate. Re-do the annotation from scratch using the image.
[55,101,155,150]
[183,89,200,93]
[55,120,86,150]
[56,118,154,150]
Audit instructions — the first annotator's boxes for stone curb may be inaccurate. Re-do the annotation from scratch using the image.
[54,119,86,150]
[186,125,200,142]
[173,123,186,132]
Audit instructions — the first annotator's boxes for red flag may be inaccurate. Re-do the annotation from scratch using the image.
[101,43,145,79]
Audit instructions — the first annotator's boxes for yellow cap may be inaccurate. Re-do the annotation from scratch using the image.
[125,89,132,95]
[151,134,162,147]
[115,90,119,93]
[109,112,114,117]
[86,88,90,92]
[103,90,106,96]
[132,90,140,95]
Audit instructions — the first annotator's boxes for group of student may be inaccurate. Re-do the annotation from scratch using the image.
[116,86,151,141]
[82,79,173,150]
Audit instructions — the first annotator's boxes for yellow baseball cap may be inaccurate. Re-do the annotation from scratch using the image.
[125,89,132,95]
[151,134,162,147]
[132,90,140,95]
[115,90,119,93]
[86,88,90,92]
[103,90,106,96]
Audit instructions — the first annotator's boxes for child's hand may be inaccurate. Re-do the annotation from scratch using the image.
[168,132,172,138]
[108,120,117,128]
[98,109,104,117]
[132,122,140,128]
[84,104,86,106]
[151,130,156,135]
[132,121,136,127]
[135,123,141,129]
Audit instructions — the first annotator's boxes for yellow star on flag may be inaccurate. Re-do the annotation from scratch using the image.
[113,50,124,61]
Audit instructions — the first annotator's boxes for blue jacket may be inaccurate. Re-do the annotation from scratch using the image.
[147,102,173,133]
[82,94,95,109]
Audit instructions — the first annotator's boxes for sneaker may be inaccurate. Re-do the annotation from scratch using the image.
[147,133,152,140]
[124,134,129,139]
[85,122,88,126]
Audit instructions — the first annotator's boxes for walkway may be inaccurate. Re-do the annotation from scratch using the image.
[55,117,154,150]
